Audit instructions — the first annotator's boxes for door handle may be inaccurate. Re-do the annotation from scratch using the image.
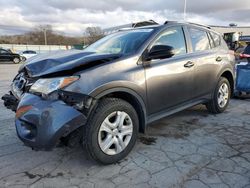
[216,56,222,62]
[184,61,194,68]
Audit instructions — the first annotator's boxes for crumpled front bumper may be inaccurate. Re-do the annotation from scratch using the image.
[15,93,87,150]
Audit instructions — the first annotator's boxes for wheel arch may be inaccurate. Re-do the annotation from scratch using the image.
[220,70,235,96]
[94,87,147,133]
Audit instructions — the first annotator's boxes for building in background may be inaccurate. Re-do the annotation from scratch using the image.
[211,25,250,36]
[211,25,250,49]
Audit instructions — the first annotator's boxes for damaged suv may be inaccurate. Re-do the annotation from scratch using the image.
[2,21,235,164]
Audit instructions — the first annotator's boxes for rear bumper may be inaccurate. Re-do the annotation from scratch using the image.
[15,93,87,150]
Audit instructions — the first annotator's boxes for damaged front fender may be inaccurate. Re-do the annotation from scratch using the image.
[58,90,97,117]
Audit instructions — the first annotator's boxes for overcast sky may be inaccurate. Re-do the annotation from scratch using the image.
[0,0,250,36]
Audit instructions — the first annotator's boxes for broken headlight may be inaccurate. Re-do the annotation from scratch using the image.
[30,76,79,95]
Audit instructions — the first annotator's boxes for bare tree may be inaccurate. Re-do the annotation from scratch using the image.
[28,25,54,45]
[0,25,84,46]
[84,27,104,45]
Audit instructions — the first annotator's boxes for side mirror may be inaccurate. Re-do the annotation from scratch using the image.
[146,45,175,61]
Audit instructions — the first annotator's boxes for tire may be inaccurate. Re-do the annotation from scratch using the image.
[21,56,27,62]
[206,77,231,114]
[84,98,139,164]
[13,57,20,64]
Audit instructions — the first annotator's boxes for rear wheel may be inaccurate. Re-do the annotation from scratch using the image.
[206,77,231,114]
[13,57,20,64]
[84,98,139,164]
[21,56,27,62]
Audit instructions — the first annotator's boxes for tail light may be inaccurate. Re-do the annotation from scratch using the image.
[239,53,250,59]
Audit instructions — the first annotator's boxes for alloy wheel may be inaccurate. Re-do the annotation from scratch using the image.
[13,58,20,64]
[98,111,133,155]
[217,83,229,108]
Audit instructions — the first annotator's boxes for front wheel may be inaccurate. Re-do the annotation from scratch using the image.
[206,77,231,114]
[13,57,20,64]
[84,98,139,164]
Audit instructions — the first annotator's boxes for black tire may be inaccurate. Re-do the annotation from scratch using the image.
[21,56,27,62]
[13,57,20,64]
[84,98,139,164]
[206,77,231,114]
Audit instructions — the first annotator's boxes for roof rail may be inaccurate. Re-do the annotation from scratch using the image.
[187,22,211,29]
[118,28,134,32]
[132,20,159,28]
[164,20,211,29]
[164,20,178,25]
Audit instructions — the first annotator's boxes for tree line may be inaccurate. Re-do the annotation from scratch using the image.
[0,25,105,46]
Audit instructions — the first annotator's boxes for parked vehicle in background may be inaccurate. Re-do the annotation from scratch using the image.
[0,48,22,64]
[20,50,37,61]
[239,44,250,63]
[235,36,250,63]
[2,21,235,164]
[234,44,250,98]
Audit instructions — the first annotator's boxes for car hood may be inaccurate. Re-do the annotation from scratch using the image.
[20,50,122,78]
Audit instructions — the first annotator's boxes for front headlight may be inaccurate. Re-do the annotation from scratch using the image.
[30,76,79,95]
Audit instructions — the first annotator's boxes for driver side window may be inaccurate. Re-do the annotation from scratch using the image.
[152,26,187,57]
[0,49,8,54]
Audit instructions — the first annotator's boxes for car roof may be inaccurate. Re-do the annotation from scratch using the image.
[23,50,36,53]
[128,20,217,33]
[116,20,221,38]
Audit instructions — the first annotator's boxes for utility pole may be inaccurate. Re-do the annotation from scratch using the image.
[184,0,187,21]
[43,28,47,45]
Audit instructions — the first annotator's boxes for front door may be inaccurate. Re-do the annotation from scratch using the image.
[144,26,195,115]
[0,49,11,61]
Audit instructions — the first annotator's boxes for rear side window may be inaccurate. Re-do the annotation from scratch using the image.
[24,50,36,54]
[210,32,221,47]
[188,27,210,52]
[152,26,187,56]
[0,49,8,54]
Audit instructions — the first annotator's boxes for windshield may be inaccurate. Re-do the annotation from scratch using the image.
[83,29,154,55]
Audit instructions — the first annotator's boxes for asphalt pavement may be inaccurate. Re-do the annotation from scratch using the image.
[0,63,250,188]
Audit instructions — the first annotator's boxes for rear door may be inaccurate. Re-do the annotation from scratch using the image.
[144,26,195,114]
[186,27,220,98]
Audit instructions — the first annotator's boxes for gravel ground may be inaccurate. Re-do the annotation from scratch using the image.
[0,63,250,188]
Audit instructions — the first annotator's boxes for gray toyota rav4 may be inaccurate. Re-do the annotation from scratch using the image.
[2,21,235,164]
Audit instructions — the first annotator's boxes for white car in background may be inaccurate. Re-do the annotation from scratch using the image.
[20,50,37,61]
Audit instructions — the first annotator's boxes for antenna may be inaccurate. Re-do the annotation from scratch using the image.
[184,0,187,20]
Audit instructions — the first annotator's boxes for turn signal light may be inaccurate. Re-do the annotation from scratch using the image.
[16,105,32,119]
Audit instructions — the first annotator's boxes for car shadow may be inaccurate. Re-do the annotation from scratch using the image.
[0,61,24,64]
[139,105,210,142]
